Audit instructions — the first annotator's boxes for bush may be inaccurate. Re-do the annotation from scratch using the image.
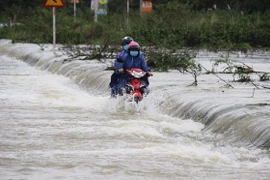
[0,2,269,50]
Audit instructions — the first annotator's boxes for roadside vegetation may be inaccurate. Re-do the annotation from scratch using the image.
[0,0,269,86]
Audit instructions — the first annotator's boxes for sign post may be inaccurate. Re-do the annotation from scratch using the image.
[44,0,65,50]
[91,0,98,22]
[127,0,130,23]
[53,7,56,49]
[74,0,76,18]
[71,0,79,19]
[140,0,142,15]
[94,1,98,22]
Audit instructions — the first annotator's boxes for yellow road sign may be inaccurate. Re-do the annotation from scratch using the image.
[99,0,107,4]
[44,0,65,7]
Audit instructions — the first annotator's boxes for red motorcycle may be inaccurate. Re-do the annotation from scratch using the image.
[124,68,148,104]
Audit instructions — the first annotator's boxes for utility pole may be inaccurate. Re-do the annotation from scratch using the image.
[140,0,143,15]
[126,0,129,23]
[94,0,98,22]
[73,0,76,19]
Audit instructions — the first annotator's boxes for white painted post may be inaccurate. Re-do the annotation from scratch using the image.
[53,7,56,49]
[127,0,129,23]
[94,0,98,22]
[140,0,143,15]
[74,0,76,18]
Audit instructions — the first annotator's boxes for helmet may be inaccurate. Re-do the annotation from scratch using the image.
[128,41,140,51]
[121,36,133,46]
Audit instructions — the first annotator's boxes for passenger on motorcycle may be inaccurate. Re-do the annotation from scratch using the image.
[109,36,133,98]
[118,41,152,95]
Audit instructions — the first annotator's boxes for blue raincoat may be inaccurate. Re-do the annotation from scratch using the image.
[117,52,150,94]
[109,50,129,97]
[123,52,149,72]
[109,50,128,88]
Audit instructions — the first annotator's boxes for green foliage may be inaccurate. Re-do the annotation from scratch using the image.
[0,0,270,77]
[1,1,270,48]
[0,0,269,80]
[259,73,270,81]
[147,49,199,74]
[213,56,270,82]
[233,43,252,51]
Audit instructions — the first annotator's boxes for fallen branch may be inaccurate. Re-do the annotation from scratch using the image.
[200,64,234,88]
[88,38,110,60]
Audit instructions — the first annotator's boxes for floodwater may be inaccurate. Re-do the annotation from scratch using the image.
[0,40,270,179]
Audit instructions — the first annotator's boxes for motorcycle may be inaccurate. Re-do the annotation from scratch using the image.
[124,68,148,104]
[111,58,152,112]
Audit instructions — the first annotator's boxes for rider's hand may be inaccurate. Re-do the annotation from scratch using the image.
[147,72,153,76]
[118,68,124,73]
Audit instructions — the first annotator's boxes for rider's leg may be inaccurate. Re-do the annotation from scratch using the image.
[141,77,150,95]
[110,72,118,88]
[111,86,117,98]
[110,72,120,98]
[117,79,127,96]
[142,76,150,86]
[117,74,130,96]
[145,86,150,94]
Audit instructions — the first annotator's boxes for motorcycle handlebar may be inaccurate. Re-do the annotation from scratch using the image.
[119,69,153,77]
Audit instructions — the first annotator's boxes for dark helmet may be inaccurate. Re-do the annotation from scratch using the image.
[121,36,133,46]
[128,41,140,51]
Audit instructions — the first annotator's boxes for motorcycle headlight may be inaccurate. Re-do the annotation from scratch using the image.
[132,71,144,78]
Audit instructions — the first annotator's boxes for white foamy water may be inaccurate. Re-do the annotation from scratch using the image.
[0,40,270,180]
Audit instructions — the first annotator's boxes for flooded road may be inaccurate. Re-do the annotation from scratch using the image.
[1,43,270,179]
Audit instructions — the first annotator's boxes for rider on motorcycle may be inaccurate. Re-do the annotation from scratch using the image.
[117,41,152,95]
[109,36,133,98]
